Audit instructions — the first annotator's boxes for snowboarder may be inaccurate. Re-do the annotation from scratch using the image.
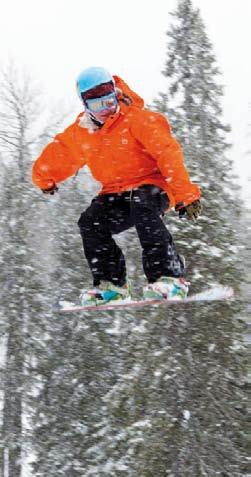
[32,66,202,305]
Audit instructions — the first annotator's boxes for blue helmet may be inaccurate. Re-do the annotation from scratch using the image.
[76,67,114,98]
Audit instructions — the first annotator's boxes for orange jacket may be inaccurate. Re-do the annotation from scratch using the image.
[32,76,200,209]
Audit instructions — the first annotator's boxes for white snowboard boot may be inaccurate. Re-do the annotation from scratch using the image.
[80,281,132,306]
[143,276,189,301]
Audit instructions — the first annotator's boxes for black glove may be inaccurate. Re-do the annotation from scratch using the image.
[42,184,58,195]
[175,199,202,222]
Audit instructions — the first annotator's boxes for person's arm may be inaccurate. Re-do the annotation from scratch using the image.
[130,110,200,207]
[32,122,85,192]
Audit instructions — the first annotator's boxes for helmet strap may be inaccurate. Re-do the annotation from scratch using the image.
[87,111,104,128]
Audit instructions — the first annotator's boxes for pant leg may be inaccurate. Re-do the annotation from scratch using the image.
[78,193,133,287]
[131,185,185,283]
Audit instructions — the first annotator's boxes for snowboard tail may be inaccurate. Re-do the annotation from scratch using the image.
[55,286,234,313]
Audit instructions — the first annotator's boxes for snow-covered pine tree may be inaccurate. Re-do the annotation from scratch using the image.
[0,61,76,476]
[147,0,246,473]
[0,61,45,477]
[153,0,240,289]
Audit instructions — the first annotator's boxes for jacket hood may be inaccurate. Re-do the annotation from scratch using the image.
[113,75,145,109]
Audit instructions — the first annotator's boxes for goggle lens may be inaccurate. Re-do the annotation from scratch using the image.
[85,93,117,113]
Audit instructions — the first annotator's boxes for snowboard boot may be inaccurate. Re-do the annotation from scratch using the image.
[80,281,132,306]
[143,276,189,301]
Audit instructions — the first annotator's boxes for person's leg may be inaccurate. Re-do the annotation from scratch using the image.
[130,185,184,283]
[78,193,133,287]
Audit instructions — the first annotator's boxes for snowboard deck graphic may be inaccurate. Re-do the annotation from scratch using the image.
[55,286,234,313]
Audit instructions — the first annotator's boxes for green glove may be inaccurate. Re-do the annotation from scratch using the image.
[175,199,202,222]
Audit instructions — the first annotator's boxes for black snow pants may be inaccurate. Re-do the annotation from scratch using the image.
[78,185,185,287]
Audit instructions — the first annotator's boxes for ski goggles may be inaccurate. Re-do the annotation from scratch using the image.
[84,92,118,113]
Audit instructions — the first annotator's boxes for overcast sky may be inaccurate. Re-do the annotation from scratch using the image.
[1,0,250,204]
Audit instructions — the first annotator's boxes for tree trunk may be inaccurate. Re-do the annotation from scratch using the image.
[2,322,23,477]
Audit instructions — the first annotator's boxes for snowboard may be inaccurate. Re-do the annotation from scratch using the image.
[55,286,234,313]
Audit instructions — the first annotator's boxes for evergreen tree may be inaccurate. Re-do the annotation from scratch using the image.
[153,0,241,291]
[0,61,74,476]
[146,1,246,473]
[0,61,41,477]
